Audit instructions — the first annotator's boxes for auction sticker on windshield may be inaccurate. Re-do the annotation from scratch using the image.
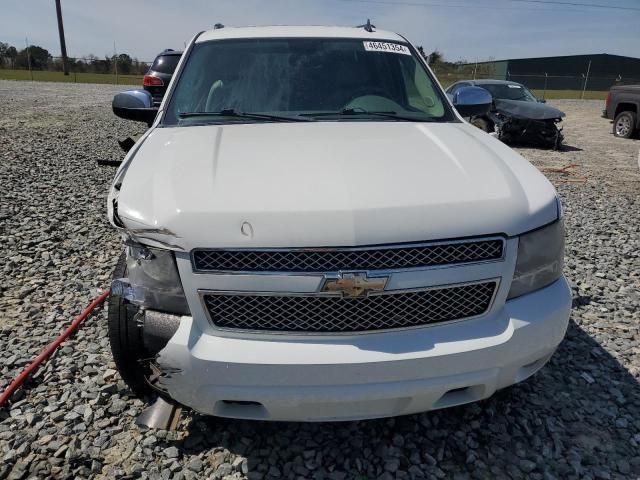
[363,41,411,55]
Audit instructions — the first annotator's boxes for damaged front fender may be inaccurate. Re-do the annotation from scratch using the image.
[151,316,201,406]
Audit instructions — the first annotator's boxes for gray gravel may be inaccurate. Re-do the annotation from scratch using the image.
[1,80,639,480]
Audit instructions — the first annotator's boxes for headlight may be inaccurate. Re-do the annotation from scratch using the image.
[508,219,565,299]
[112,244,190,315]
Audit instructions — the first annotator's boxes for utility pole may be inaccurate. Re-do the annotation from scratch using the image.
[55,0,69,75]
[581,60,592,100]
[25,37,33,81]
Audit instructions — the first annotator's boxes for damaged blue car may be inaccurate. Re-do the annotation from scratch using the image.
[447,79,565,149]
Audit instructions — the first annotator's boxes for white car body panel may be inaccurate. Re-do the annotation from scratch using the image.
[115,122,557,251]
[196,25,407,43]
[157,278,570,421]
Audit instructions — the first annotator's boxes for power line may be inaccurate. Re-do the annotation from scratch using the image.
[338,0,548,9]
[337,0,640,13]
[512,0,640,12]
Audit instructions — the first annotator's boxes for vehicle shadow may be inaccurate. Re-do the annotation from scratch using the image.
[558,144,584,152]
[166,318,639,478]
[506,141,583,152]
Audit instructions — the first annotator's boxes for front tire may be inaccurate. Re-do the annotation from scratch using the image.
[108,251,153,398]
[613,111,636,139]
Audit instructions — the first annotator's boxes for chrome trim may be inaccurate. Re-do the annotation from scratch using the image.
[190,236,506,275]
[197,278,501,336]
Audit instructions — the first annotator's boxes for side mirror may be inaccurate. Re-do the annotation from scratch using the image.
[452,86,492,117]
[538,98,547,103]
[112,89,158,125]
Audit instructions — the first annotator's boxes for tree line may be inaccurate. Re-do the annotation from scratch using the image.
[0,41,150,75]
[0,40,488,78]
[417,47,494,75]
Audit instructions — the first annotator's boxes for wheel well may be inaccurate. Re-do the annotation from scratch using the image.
[615,103,637,117]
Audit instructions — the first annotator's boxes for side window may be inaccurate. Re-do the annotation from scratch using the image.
[400,59,444,116]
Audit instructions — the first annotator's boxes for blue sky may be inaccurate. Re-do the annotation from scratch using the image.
[2,0,639,62]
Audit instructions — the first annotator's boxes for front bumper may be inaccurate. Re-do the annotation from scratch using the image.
[155,277,570,421]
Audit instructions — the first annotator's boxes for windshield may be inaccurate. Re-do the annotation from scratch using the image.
[478,83,538,102]
[163,38,453,125]
[151,54,181,74]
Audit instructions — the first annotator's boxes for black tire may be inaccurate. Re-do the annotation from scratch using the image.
[613,111,637,139]
[108,251,153,398]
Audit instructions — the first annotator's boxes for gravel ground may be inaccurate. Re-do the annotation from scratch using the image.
[0,80,639,480]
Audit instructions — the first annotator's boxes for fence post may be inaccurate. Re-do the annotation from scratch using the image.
[543,73,548,100]
[581,60,592,100]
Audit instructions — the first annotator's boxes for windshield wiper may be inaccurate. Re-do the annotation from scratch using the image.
[300,108,431,122]
[178,109,313,122]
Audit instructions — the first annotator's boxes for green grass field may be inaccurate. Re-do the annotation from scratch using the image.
[0,68,608,99]
[0,69,142,85]
[530,89,607,100]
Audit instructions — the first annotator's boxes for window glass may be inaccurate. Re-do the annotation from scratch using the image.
[164,38,453,125]
[479,84,538,102]
[151,55,181,74]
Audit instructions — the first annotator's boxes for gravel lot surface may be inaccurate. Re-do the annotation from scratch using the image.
[1,80,639,480]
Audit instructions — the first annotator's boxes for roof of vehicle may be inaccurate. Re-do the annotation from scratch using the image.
[156,50,183,57]
[610,84,640,91]
[197,25,406,43]
[469,79,525,86]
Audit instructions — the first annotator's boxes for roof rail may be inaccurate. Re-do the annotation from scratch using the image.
[357,19,376,32]
[213,23,224,29]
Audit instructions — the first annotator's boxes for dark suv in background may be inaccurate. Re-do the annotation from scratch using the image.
[143,49,182,106]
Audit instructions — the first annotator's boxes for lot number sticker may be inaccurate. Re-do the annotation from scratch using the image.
[363,41,411,55]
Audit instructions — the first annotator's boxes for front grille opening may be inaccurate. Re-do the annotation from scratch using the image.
[202,281,496,333]
[193,239,503,273]
[434,385,486,409]
[214,400,269,420]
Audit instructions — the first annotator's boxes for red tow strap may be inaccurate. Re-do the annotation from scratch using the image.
[0,290,111,408]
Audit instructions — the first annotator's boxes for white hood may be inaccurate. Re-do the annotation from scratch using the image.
[114,121,558,250]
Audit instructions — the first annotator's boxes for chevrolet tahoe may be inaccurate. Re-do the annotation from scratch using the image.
[108,25,571,421]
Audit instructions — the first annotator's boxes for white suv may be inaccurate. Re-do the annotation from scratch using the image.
[108,25,570,421]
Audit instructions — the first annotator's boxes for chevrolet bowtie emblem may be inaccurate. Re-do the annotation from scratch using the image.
[321,272,388,298]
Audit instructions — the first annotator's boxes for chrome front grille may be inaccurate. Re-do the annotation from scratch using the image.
[202,281,497,333]
[192,239,504,273]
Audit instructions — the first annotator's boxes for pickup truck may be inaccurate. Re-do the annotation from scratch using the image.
[108,25,570,422]
[603,84,640,138]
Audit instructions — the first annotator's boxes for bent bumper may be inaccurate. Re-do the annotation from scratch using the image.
[157,277,571,421]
